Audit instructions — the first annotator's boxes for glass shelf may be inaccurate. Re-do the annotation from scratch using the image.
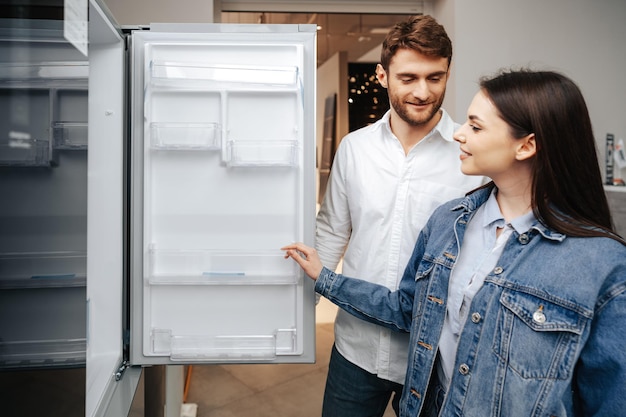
[0,62,88,85]
[150,61,298,88]
[0,338,86,369]
[0,251,87,289]
[147,247,299,285]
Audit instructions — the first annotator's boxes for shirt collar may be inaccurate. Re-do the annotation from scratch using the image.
[481,189,537,235]
[457,185,566,242]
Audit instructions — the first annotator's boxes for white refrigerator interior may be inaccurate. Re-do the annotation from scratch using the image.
[130,27,317,364]
[87,1,317,414]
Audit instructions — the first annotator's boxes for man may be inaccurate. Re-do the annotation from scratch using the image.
[316,15,487,416]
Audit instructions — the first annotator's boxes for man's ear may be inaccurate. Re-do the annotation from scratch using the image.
[516,133,537,161]
[376,63,388,89]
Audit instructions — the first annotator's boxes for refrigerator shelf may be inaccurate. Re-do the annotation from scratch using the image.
[0,251,87,288]
[150,122,221,150]
[147,248,300,285]
[147,273,298,286]
[150,61,298,88]
[0,338,86,369]
[0,62,89,84]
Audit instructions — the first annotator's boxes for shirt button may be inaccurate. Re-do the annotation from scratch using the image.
[518,233,530,244]
[493,266,503,274]
[459,364,470,375]
[471,312,481,323]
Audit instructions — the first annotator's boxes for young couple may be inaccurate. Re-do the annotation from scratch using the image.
[285,14,626,417]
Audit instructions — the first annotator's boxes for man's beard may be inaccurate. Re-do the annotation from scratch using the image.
[390,90,445,127]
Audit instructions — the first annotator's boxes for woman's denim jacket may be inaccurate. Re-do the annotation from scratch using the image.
[315,185,626,417]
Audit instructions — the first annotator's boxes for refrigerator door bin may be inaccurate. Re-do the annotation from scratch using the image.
[169,334,277,361]
[150,122,221,150]
[167,328,297,361]
[223,90,301,166]
[0,137,51,166]
[226,140,298,167]
[53,122,88,150]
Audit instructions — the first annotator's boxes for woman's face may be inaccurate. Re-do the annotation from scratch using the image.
[453,90,524,180]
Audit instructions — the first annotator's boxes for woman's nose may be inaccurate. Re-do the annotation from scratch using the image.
[453,128,466,143]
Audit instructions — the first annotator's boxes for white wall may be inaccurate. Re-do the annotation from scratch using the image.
[434,0,626,177]
[102,0,217,25]
[316,51,349,197]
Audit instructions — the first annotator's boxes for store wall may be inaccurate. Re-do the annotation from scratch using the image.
[102,0,217,25]
[434,0,626,179]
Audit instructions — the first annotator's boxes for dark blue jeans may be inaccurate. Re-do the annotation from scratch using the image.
[421,376,446,417]
[322,344,403,417]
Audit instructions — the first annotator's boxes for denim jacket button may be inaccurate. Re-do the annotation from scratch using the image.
[493,266,503,274]
[459,364,470,375]
[518,233,530,244]
[471,312,481,323]
[533,309,546,324]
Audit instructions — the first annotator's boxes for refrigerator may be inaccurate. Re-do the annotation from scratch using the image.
[0,0,316,415]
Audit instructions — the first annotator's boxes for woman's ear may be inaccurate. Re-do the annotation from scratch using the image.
[516,133,537,161]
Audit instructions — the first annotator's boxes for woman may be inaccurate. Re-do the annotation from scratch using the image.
[283,69,626,417]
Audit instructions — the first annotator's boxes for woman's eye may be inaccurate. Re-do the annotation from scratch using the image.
[469,124,481,132]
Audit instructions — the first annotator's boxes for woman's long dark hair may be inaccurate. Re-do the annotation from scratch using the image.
[480,69,625,244]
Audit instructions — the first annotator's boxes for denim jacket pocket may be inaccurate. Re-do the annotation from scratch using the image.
[493,289,588,380]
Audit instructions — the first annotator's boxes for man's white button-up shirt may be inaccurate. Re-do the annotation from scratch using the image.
[316,110,488,384]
